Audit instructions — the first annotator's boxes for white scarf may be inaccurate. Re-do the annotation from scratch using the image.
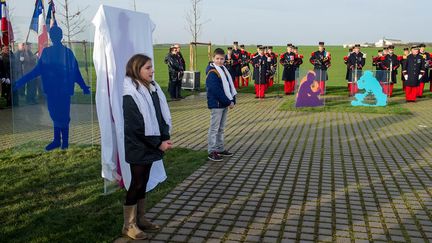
[123,77,172,136]
[213,64,237,100]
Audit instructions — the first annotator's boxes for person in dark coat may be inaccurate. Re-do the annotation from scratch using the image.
[310,42,331,95]
[280,44,296,95]
[347,44,366,96]
[418,43,431,96]
[239,44,251,87]
[232,41,241,89]
[251,46,269,98]
[0,45,14,107]
[224,47,238,82]
[400,48,410,91]
[164,46,183,100]
[379,45,400,96]
[402,45,426,102]
[122,54,172,239]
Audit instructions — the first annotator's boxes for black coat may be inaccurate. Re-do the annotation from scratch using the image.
[402,54,425,87]
[165,53,183,82]
[280,52,296,81]
[419,52,431,83]
[348,52,366,81]
[251,55,269,84]
[232,49,242,76]
[123,94,170,165]
[224,54,238,79]
[380,54,400,84]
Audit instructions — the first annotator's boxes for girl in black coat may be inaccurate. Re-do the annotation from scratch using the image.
[121,54,172,239]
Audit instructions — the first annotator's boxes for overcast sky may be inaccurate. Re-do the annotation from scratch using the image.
[10,0,432,45]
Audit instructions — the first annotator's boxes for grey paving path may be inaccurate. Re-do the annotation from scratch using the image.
[1,93,432,242]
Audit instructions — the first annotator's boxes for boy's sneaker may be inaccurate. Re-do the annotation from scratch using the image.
[217,150,233,157]
[208,152,223,162]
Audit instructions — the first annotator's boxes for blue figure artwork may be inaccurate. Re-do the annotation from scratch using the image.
[295,71,324,108]
[13,26,90,151]
[351,70,387,107]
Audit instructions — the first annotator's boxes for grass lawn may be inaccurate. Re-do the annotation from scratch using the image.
[3,44,427,109]
[0,142,207,243]
[235,83,412,115]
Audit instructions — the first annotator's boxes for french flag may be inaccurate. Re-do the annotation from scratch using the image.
[30,0,48,55]
[0,0,14,46]
[46,0,57,32]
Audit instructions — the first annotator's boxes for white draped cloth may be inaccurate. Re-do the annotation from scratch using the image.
[92,5,167,191]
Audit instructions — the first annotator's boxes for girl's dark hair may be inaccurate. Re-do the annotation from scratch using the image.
[126,54,152,89]
[213,48,225,57]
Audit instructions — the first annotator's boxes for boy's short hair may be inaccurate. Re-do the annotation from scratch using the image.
[213,48,225,57]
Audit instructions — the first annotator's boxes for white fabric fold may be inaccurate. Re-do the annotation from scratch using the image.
[123,77,172,136]
[213,64,237,100]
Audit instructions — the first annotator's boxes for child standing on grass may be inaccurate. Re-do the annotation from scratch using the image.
[122,54,172,240]
[206,48,237,161]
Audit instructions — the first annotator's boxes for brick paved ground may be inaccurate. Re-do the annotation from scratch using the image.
[1,93,431,242]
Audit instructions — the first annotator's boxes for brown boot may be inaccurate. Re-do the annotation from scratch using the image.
[137,199,161,232]
[122,205,147,240]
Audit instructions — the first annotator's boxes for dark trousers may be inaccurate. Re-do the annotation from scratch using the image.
[125,163,152,205]
[1,82,11,107]
[169,79,182,99]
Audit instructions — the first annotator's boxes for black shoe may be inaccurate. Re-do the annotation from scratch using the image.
[217,150,233,157]
[208,152,223,161]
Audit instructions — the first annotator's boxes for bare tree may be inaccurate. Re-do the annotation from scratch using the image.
[186,0,204,42]
[7,6,20,45]
[56,0,89,47]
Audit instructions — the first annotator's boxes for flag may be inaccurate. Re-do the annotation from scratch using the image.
[46,0,57,32]
[0,0,14,46]
[30,0,48,54]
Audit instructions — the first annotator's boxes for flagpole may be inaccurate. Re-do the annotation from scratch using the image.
[25,0,39,43]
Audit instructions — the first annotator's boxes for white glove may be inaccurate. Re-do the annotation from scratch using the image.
[4,78,10,84]
[419,75,423,80]
[404,75,408,80]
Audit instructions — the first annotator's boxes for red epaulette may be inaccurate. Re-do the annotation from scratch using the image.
[397,56,403,61]
[380,56,386,61]
[311,52,315,57]
[299,54,304,59]
[343,56,348,61]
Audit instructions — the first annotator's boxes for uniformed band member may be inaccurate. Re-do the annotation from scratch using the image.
[310,41,331,95]
[347,44,366,96]
[224,47,238,82]
[280,44,296,95]
[344,48,353,83]
[402,45,425,102]
[379,45,400,96]
[239,44,251,87]
[400,47,410,91]
[293,46,304,81]
[418,43,431,96]
[266,46,278,87]
[251,46,269,98]
[372,49,384,85]
[232,41,241,89]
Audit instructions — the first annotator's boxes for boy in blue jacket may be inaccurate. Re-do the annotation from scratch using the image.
[206,48,237,161]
